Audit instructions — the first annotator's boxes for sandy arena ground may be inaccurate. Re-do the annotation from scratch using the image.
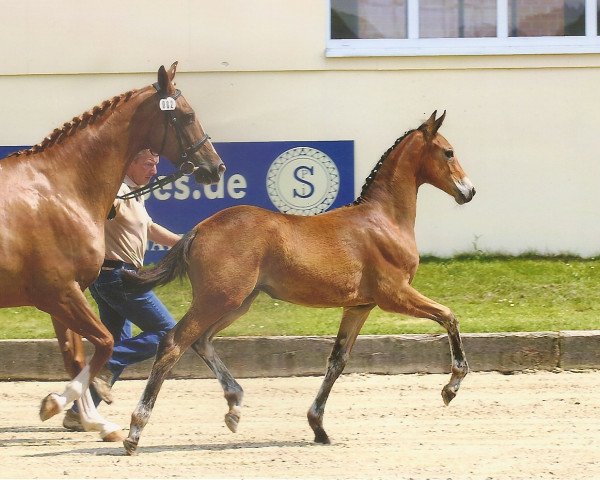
[0,371,599,479]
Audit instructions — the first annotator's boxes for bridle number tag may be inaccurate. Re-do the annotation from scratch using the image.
[159,97,176,111]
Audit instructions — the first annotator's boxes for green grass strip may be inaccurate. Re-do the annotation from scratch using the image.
[0,256,597,339]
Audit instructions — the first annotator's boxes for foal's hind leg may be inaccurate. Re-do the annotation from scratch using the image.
[308,304,374,444]
[379,284,469,405]
[124,314,199,455]
[190,291,259,434]
[125,289,259,456]
[192,338,243,432]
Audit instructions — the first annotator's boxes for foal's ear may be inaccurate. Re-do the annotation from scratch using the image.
[420,110,446,140]
[157,64,176,95]
[434,110,446,133]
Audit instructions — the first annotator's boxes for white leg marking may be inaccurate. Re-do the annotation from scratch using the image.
[76,389,122,438]
[53,365,90,410]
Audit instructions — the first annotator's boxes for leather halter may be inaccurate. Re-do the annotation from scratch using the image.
[152,82,211,172]
[117,83,211,201]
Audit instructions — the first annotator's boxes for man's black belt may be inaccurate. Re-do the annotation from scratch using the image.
[101,259,138,271]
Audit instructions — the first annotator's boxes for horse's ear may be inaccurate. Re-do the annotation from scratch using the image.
[434,110,446,134]
[167,61,178,81]
[157,65,175,95]
[420,110,437,139]
[420,110,445,140]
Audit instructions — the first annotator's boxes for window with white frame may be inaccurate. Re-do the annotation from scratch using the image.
[327,0,600,56]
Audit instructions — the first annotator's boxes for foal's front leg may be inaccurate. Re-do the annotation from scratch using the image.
[379,284,469,404]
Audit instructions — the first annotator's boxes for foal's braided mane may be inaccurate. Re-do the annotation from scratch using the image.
[8,89,137,158]
[350,128,416,206]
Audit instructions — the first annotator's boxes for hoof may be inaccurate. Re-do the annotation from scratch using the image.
[123,438,138,456]
[102,429,126,442]
[224,412,239,433]
[441,385,457,406]
[92,378,114,405]
[313,428,331,445]
[39,393,62,421]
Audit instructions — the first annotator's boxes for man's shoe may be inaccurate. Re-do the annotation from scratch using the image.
[62,410,84,432]
[92,365,115,404]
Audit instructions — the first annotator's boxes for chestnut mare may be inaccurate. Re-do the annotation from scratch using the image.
[0,62,224,440]
[121,111,475,454]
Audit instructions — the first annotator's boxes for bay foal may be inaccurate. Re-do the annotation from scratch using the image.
[122,111,475,454]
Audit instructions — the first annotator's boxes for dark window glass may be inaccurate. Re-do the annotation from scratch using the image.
[509,0,585,37]
[330,0,591,41]
[331,0,407,39]
[420,0,497,39]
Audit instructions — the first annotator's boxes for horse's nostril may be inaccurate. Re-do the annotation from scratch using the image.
[218,163,226,174]
[193,165,211,183]
[472,187,476,196]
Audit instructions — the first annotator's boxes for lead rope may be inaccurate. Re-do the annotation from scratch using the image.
[116,170,187,200]
[109,169,187,219]
[117,131,210,201]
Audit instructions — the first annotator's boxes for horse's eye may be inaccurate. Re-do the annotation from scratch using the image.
[185,113,195,125]
[444,149,454,159]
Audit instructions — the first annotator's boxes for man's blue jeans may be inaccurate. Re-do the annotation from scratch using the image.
[74,264,176,409]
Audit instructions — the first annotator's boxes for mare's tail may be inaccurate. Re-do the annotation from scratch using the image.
[121,229,197,293]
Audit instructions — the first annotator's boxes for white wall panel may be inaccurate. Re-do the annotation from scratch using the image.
[1,1,599,256]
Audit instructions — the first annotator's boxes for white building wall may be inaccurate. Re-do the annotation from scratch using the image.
[1,0,599,256]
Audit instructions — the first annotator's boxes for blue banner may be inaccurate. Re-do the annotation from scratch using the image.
[1,141,355,264]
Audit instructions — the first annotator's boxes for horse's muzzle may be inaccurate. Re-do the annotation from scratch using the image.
[456,188,475,205]
[454,177,476,205]
[194,162,226,185]
[456,187,476,204]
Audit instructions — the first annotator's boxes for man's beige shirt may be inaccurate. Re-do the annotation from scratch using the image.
[104,176,153,269]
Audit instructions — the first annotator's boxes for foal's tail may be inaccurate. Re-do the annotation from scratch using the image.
[121,229,197,293]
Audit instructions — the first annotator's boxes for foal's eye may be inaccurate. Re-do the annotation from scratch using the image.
[185,113,195,124]
[444,149,454,159]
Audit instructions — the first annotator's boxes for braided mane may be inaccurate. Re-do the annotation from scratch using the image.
[8,89,137,158]
[350,129,416,206]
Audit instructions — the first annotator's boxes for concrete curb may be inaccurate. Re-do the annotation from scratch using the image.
[0,331,598,381]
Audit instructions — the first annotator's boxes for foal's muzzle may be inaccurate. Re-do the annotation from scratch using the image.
[454,177,476,204]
